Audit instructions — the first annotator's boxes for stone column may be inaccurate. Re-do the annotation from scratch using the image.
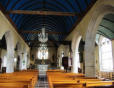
[95,45,100,77]
[59,51,63,70]
[6,53,14,73]
[111,40,114,71]
[71,33,81,73]
[23,53,27,70]
[72,51,79,73]
[57,46,64,69]
[19,53,23,70]
[27,54,30,69]
[5,31,15,73]
[2,56,7,67]
[59,56,62,68]
[85,39,96,77]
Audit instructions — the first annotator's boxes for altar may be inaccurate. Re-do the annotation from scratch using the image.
[37,65,48,76]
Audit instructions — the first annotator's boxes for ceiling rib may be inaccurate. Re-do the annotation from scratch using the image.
[97,30,110,38]
[100,25,114,33]
[103,18,114,23]
[7,10,79,16]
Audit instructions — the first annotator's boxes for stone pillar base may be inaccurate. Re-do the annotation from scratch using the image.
[85,66,96,77]
[6,59,14,73]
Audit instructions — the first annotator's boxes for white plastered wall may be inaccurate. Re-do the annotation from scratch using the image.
[0,10,30,73]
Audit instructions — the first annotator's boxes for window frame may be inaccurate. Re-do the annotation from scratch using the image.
[98,36,113,72]
[37,49,48,60]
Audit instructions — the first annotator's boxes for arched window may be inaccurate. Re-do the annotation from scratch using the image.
[99,37,113,72]
[37,49,48,60]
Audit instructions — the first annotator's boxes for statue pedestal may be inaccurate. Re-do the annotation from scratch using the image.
[38,64,48,77]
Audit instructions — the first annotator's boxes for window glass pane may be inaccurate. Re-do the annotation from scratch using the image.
[99,37,113,72]
[37,50,48,60]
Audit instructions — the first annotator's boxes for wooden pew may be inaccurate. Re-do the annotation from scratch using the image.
[51,80,114,88]
[47,71,85,88]
[0,69,38,88]
[47,70,114,88]
[0,82,29,88]
[84,81,114,88]
[52,81,114,88]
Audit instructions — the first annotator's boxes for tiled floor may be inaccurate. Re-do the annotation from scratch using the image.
[35,75,49,88]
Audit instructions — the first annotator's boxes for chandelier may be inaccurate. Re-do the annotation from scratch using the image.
[38,28,48,43]
[38,44,48,59]
[38,27,48,64]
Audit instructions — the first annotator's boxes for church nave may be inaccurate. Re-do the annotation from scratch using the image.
[0,0,114,88]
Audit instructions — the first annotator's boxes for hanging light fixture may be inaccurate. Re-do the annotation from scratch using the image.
[38,27,48,64]
[38,27,48,43]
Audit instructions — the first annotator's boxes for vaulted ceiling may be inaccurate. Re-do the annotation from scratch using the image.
[97,14,114,40]
[0,0,97,47]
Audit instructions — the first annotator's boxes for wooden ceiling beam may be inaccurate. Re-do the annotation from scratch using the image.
[26,40,71,43]
[19,30,68,35]
[7,10,79,16]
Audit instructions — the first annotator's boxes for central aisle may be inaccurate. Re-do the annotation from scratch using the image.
[35,70,49,88]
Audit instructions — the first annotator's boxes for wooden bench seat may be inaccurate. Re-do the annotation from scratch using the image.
[0,70,38,88]
[52,81,114,88]
[47,70,114,88]
[0,82,29,88]
[84,81,114,88]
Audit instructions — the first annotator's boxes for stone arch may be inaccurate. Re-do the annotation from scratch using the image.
[84,5,114,77]
[0,34,7,71]
[71,32,82,73]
